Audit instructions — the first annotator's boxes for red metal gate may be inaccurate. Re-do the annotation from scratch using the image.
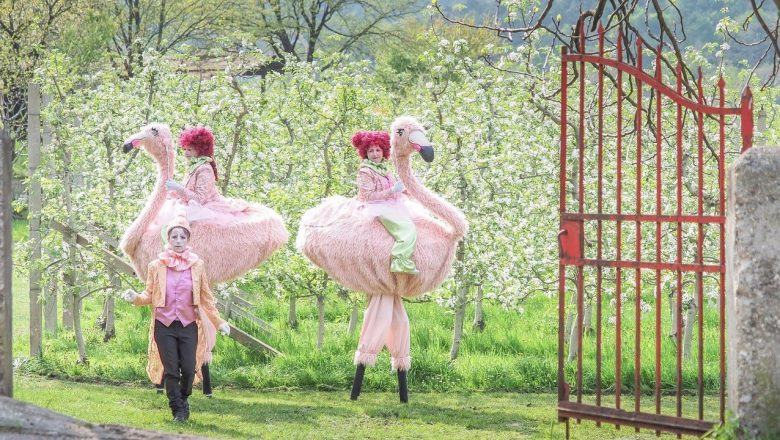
[558,25,753,437]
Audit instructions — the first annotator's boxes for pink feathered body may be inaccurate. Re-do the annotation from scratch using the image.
[120,124,288,285]
[296,117,467,298]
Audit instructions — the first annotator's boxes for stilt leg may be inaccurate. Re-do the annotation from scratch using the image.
[398,370,408,403]
[350,364,366,400]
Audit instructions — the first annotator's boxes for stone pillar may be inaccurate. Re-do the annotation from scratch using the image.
[0,129,12,397]
[726,145,780,438]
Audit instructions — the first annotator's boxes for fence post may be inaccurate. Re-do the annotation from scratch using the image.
[28,83,43,357]
[726,146,780,438]
[0,129,13,397]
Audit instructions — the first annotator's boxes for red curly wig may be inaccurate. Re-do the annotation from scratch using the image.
[179,126,219,180]
[351,131,390,160]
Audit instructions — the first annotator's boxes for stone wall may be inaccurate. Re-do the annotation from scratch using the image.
[726,145,780,438]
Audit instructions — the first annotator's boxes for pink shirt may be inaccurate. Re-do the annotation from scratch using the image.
[155,268,197,327]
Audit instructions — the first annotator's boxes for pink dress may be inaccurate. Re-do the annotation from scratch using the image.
[356,167,413,219]
[156,164,253,228]
[175,164,252,223]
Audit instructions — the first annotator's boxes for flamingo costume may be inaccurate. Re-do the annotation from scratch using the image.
[296,116,468,402]
[120,123,288,285]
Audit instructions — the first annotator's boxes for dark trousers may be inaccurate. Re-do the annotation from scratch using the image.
[154,320,197,413]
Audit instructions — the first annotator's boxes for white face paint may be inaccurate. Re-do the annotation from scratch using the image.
[169,227,190,253]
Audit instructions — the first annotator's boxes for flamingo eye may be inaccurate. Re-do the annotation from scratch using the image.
[151,127,159,136]
[396,128,404,136]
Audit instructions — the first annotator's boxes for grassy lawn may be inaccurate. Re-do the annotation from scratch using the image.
[8,218,726,437]
[14,374,720,439]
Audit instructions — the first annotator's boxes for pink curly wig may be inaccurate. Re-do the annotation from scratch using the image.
[180,126,219,180]
[351,131,390,160]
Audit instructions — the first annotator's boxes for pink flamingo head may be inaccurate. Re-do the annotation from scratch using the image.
[390,116,434,163]
[122,123,174,163]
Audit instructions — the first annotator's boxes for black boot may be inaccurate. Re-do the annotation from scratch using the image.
[398,370,408,403]
[202,363,212,397]
[181,398,190,421]
[350,364,366,401]
[170,398,187,423]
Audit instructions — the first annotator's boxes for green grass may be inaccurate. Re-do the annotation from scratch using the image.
[10,216,726,429]
[14,374,721,439]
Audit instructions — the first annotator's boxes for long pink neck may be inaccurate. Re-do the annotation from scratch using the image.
[394,153,467,240]
[122,151,173,256]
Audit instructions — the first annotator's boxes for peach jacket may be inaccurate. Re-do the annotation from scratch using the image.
[132,258,224,385]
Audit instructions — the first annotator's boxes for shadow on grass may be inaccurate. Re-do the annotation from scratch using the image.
[191,391,540,436]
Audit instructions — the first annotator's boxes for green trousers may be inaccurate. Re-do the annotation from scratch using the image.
[378,213,418,274]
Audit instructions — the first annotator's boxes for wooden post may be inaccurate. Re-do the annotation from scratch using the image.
[27,83,42,357]
[224,289,233,321]
[0,129,13,397]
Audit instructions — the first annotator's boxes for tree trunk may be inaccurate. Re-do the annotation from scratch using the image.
[564,293,577,345]
[100,136,117,342]
[472,284,485,331]
[316,294,325,352]
[669,288,679,339]
[44,277,57,334]
[62,273,74,329]
[27,83,42,357]
[348,301,359,335]
[683,299,697,359]
[61,148,74,329]
[102,294,116,342]
[73,288,88,364]
[583,301,593,335]
[449,241,468,361]
[450,283,469,360]
[567,310,579,362]
[288,295,298,329]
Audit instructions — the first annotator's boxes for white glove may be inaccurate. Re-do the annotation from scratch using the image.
[218,322,230,336]
[122,289,138,302]
[391,181,405,193]
[165,179,186,193]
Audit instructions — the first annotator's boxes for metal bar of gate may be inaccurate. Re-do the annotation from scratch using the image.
[695,70,705,421]
[615,29,624,420]
[561,213,723,223]
[634,39,644,430]
[718,78,727,423]
[576,24,586,413]
[595,24,605,425]
[558,45,569,430]
[675,63,684,431]
[654,42,663,435]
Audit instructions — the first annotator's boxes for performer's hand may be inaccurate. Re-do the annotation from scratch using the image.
[122,289,138,302]
[391,181,405,193]
[165,179,185,193]
[218,322,231,336]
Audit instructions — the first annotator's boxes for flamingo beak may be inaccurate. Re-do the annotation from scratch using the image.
[122,138,140,153]
[419,145,434,162]
[409,131,434,162]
